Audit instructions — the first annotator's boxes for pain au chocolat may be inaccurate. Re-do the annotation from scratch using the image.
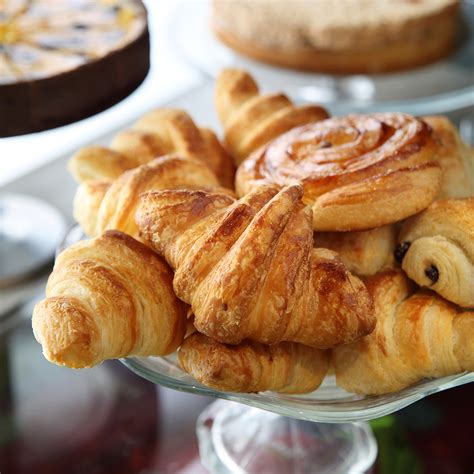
[0,0,150,137]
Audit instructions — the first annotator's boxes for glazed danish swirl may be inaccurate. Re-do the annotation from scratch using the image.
[237,113,442,231]
[136,184,375,349]
[396,198,474,308]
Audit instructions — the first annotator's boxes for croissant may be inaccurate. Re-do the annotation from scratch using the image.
[315,225,397,277]
[73,154,233,238]
[68,108,235,188]
[179,333,329,394]
[395,198,474,308]
[333,269,474,395]
[236,113,442,231]
[215,68,329,165]
[423,115,474,199]
[136,184,375,348]
[32,231,188,368]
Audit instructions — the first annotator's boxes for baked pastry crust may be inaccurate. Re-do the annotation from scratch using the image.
[333,269,474,395]
[237,113,442,231]
[0,0,150,136]
[213,0,459,73]
[396,198,474,308]
[73,154,233,238]
[179,333,329,394]
[137,184,375,348]
[69,108,235,188]
[215,68,328,164]
[32,231,188,368]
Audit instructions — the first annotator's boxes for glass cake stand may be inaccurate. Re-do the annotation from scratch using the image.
[169,1,474,117]
[62,225,474,472]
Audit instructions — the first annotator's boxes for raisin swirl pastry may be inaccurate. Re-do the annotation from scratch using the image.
[215,68,329,165]
[179,333,329,394]
[395,198,474,308]
[73,154,233,238]
[32,231,187,368]
[136,184,375,349]
[333,270,474,395]
[68,108,235,188]
[236,113,442,231]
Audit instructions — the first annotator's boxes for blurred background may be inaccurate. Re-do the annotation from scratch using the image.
[1,1,473,473]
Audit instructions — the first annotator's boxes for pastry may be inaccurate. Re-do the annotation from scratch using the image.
[179,333,329,394]
[396,198,474,308]
[212,0,459,74]
[0,0,150,137]
[136,184,375,348]
[423,116,474,199]
[315,225,397,277]
[215,68,329,164]
[73,154,233,238]
[333,269,474,395]
[237,113,442,231]
[32,231,188,368]
[68,108,235,188]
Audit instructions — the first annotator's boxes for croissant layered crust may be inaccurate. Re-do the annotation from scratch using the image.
[236,113,442,231]
[396,198,474,308]
[179,333,329,393]
[136,184,375,348]
[333,270,474,395]
[73,154,233,238]
[215,68,329,164]
[32,231,188,368]
[68,108,235,188]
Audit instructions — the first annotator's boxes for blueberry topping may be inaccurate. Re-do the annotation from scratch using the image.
[425,265,439,283]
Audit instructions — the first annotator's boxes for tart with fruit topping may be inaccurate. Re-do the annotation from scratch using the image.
[0,0,149,137]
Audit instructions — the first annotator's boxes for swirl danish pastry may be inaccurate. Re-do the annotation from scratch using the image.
[236,113,442,231]
[136,184,375,349]
[395,198,474,308]
[333,270,474,395]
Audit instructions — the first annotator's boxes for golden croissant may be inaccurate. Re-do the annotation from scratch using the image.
[333,269,474,395]
[315,225,397,277]
[179,333,329,393]
[73,154,233,238]
[395,198,474,308]
[136,184,375,348]
[215,68,329,165]
[237,113,442,231]
[423,115,474,199]
[32,231,188,368]
[68,108,235,188]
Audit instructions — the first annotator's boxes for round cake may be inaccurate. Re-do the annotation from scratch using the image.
[0,0,150,137]
[212,0,460,74]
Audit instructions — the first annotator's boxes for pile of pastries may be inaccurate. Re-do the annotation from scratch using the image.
[32,69,474,396]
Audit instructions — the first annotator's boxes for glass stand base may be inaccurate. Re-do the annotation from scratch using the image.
[196,400,378,474]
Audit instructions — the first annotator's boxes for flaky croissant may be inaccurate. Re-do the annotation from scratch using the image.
[423,115,474,199]
[333,269,474,395]
[315,225,397,277]
[73,154,233,238]
[179,333,329,393]
[68,108,235,188]
[215,68,329,165]
[136,184,375,348]
[237,113,442,231]
[395,198,474,308]
[32,231,188,368]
